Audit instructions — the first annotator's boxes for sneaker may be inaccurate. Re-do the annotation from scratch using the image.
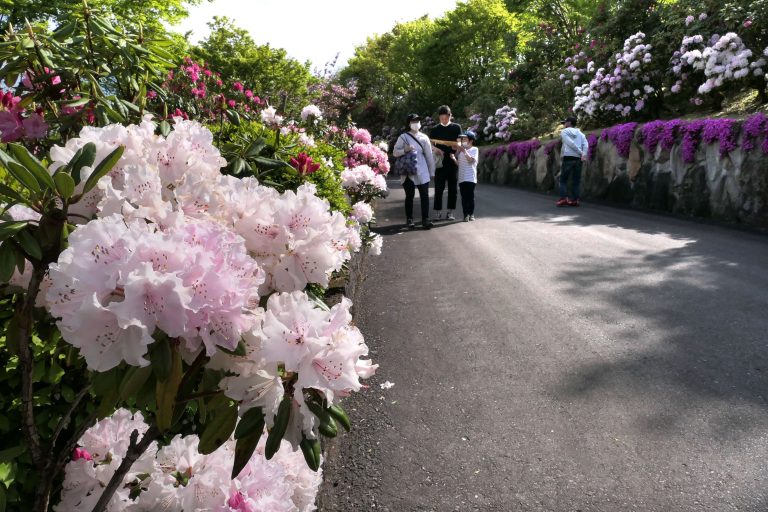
[556,198,569,207]
[422,220,434,230]
[446,211,456,220]
[432,211,443,221]
[464,215,470,222]
[568,198,580,207]
[469,214,475,221]
[407,218,415,228]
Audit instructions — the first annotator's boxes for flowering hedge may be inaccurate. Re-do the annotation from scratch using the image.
[483,112,768,166]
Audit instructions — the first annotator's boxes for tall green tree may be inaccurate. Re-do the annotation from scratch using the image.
[0,0,204,35]
[192,17,316,113]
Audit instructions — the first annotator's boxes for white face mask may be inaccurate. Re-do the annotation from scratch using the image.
[440,121,450,127]
[462,142,471,148]
[410,122,421,131]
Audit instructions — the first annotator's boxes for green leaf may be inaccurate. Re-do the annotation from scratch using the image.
[159,121,171,137]
[69,142,97,185]
[53,172,76,199]
[234,407,265,440]
[231,158,246,175]
[0,184,31,206]
[244,138,267,158]
[150,337,172,382]
[16,229,41,260]
[232,429,264,479]
[82,145,124,194]
[8,144,55,190]
[0,446,25,463]
[62,98,91,108]
[52,20,77,41]
[0,243,18,282]
[6,162,41,193]
[218,339,247,357]
[299,436,321,471]
[226,109,241,126]
[0,222,29,242]
[119,365,153,401]
[155,347,182,432]
[198,399,238,455]
[0,480,6,512]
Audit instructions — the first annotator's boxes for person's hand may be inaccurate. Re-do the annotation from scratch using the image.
[581,154,588,162]
[405,144,414,153]
[450,154,457,162]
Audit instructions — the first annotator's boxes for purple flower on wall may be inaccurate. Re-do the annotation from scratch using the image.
[681,120,705,163]
[506,140,541,163]
[587,134,599,161]
[742,112,768,153]
[601,122,638,157]
[701,118,738,158]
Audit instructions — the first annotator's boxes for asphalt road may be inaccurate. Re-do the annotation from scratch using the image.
[317,181,768,512]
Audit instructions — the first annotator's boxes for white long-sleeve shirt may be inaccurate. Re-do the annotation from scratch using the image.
[561,127,588,158]
[392,131,435,186]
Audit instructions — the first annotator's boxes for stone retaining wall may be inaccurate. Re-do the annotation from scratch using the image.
[478,131,768,228]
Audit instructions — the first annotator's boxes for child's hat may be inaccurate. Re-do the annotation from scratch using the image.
[459,130,476,141]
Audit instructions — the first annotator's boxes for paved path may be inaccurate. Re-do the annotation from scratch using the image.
[318,182,768,512]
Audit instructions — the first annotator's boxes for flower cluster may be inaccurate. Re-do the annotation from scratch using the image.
[345,127,372,144]
[300,104,322,122]
[573,32,655,119]
[543,140,560,156]
[56,410,322,512]
[505,140,540,163]
[43,120,375,453]
[483,105,518,141]
[560,50,594,87]
[600,122,638,158]
[343,142,390,175]
[671,32,763,98]
[0,91,48,143]
[154,57,265,121]
[340,164,387,202]
[742,112,768,153]
[587,134,599,161]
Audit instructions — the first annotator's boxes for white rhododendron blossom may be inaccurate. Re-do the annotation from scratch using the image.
[300,104,322,121]
[572,32,655,119]
[55,410,157,512]
[340,165,387,203]
[57,411,323,511]
[351,201,374,223]
[46,215,264,370]
[368,233,383,256]
[671,32,761,97]
[260,105,284,126]
[44,120,376,511]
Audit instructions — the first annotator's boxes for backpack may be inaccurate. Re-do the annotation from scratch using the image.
[392,133,421,177]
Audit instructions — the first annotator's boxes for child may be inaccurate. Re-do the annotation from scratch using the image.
[456,130,479,222]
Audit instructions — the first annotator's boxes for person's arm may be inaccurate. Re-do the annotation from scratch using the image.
[580,133,589,159]
[561,131,582,155]
[392,134,407,157]
[422,135,436,177]
[464,147,478,164]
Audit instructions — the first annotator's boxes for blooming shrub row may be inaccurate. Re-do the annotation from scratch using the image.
[483,112,768,165]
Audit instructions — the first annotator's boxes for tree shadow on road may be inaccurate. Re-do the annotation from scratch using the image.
[550,233,768,436]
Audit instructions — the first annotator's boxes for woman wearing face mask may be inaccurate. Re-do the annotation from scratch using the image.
[429,105,462,221]
[392,113,436,229]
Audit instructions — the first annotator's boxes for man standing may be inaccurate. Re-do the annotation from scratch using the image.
[429,105,462,220]
[557,115,588,207]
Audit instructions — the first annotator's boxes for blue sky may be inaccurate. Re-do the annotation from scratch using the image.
[173,0,459,72]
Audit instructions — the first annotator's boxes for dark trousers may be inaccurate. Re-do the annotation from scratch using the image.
[403,178,430,222]
[459,182,476,216]
[434,158,458,210]
[559,157,582,199]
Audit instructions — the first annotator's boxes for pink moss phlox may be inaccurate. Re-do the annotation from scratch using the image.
[681,119,705,163]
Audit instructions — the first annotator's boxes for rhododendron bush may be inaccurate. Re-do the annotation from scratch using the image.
[0,118,379,511]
